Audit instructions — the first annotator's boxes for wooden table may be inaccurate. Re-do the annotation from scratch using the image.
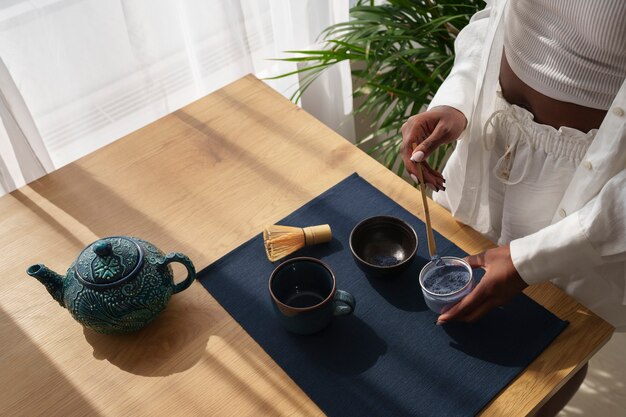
[0,75,614,416]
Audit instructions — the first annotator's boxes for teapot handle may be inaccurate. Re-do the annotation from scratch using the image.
[159,252,196,294]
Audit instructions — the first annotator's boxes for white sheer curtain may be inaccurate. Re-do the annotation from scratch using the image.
[0,0,354,196]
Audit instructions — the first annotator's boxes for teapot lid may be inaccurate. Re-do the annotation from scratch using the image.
[75,237,144,288]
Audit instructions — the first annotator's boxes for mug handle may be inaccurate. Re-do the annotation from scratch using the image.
[333,290,356,316]
[159,252,196,294]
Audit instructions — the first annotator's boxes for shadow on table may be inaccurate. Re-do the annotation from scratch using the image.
[442,294,566,367]
[289,314,387,376]
[0,307,103,416]
[83,295,212,376]
[363,255,429,312]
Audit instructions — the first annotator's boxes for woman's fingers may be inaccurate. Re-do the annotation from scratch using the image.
[412,122,452,162]
[422,162,444,180]
[465,252,487,269]
[437,282,489,324]
[422,170,445,191]
[408,161,446,191]
[401,108,463,189]
[410,106,467,161]
[422,163,446,190]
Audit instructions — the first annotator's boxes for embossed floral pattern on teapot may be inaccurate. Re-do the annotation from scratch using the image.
[27,236,196,334]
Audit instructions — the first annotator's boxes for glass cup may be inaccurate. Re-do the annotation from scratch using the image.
[419,256,474,314]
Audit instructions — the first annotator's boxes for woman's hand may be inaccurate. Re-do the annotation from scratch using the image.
[437,245,528,324]
[401,105,467,190]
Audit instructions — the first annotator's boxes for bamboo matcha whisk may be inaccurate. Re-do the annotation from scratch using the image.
[263,224,332,262]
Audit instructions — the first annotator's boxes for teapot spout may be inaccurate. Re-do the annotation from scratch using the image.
[27,264,66,307]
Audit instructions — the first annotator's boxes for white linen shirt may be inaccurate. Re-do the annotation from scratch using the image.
[428,0,626,331]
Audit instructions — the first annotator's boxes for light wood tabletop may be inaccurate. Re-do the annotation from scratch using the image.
[0,75,614,416]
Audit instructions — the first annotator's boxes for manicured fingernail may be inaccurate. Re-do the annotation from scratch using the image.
[410,174,419,183]
[410,150,425,162]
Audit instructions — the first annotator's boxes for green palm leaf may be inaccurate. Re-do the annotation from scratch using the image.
[271,0,484,177]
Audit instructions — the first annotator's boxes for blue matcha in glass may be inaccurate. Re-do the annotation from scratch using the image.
[422,265,471,295]
[419,257,473,314]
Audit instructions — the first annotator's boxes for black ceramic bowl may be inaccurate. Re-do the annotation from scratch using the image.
[349,215,418,278]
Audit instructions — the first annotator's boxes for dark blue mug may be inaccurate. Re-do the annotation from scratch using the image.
[269,257,356,335]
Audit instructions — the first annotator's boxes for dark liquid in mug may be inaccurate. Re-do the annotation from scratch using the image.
[285,291,325,308]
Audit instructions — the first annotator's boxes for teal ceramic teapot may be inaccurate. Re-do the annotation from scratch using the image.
[27,236,196,334]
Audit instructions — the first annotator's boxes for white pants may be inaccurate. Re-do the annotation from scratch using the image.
[438,91,597,245]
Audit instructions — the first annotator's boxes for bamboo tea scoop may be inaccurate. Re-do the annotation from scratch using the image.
[411,144,442,265]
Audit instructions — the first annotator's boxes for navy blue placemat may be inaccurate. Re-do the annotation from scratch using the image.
[198,173,568,417]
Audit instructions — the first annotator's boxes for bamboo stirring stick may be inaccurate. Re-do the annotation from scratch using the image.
[411,143,438,260]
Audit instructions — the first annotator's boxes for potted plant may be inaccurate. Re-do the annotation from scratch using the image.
[269,0,484,177]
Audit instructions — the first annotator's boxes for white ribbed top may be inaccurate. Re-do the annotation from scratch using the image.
[504,0,626,110]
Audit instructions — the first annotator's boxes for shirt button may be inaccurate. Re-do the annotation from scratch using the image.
[583,160,593,170]
[558,208,567,218]
[613,106,625,117]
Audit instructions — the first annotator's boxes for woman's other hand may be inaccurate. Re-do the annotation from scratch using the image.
[436,245,528,324]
